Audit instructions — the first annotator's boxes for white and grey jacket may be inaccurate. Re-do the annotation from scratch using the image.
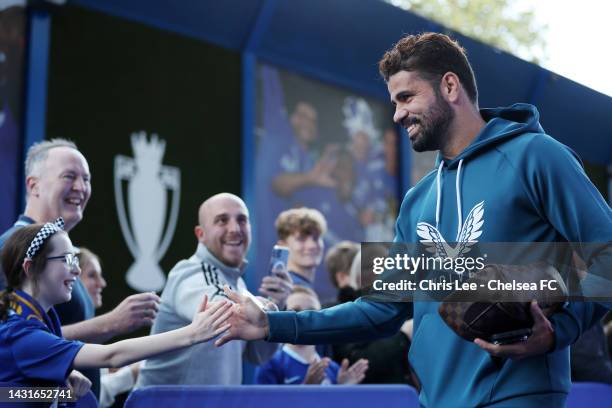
[136,244,278,386]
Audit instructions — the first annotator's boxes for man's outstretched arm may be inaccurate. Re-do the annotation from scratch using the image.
[216,286,409,347]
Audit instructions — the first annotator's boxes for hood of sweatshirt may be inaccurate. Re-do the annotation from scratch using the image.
[422,103,546,242]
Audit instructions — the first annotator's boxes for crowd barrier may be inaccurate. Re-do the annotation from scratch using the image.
[1,380,609,407]
[124,382,612,408]
[124,385,419,408]
[567,382,612,407]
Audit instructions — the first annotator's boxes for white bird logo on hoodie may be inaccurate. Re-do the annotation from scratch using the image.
[416,201,484,259]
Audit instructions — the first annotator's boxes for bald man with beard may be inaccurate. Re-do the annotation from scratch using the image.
[137,193,292,386]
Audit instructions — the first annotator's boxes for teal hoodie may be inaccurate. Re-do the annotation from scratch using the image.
[266,104,611,407]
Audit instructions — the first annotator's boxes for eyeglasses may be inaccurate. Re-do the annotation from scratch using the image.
[47,253,80,269]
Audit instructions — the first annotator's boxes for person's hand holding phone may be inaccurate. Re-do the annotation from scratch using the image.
[259,245,293,310]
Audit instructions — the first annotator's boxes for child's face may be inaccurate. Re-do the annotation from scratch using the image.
[283,231,324,270]
[286,292,321,312]
[80,257,106,308]
[36,233,81,307]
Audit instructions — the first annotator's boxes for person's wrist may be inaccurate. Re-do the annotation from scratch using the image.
[264,300,279,312]
[545,328,555,353]
[192,325,200,346]
[263,313,271,339]
[100,311,117,336]
[184,324,198,346]
[275,298,287,311]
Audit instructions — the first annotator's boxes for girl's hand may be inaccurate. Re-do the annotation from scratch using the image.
[189,295,232,344]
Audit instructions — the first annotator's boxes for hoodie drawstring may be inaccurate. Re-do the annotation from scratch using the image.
[455,159,463,240]
[435,161,444,230]
[434,159,465,240]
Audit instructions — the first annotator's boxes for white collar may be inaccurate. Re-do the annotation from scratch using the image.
[282,344,320,365]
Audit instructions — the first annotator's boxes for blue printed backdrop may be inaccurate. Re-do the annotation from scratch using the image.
[254,64,400,301]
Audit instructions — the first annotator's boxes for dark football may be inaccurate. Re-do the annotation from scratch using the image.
[438,263,567,342]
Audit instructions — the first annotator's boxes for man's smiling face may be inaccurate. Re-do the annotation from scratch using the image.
[196,194,251,268]
[388,70,454,152]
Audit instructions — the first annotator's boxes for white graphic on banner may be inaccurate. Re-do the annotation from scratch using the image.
[416,201,484,260]
[114,131,181,291]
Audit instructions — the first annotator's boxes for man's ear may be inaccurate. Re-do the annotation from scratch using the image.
[440,72,461,103]
[194,225,204,242]
[25,176,39,197]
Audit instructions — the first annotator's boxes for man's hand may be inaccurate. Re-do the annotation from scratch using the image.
[474,300,555,359]
[66,370,92,399]
[259,266,293,310]
[255,296,280,312]
[105,292,161,336]
[215,286,270,347]
[337,358,369,384]
[303,358,330,384]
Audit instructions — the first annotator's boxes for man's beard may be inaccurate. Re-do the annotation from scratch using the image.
[409,92,454,153]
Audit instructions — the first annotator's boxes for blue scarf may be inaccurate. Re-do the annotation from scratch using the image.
[10,289,63,337]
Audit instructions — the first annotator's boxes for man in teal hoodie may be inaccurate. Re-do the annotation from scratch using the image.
[217,33,612,407]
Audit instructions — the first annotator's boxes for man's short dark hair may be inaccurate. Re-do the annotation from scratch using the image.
[378,32,478,104]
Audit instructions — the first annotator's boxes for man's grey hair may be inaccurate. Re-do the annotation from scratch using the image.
[25,138,78,177]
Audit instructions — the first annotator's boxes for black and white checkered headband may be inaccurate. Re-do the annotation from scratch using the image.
[25,217,65,259]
